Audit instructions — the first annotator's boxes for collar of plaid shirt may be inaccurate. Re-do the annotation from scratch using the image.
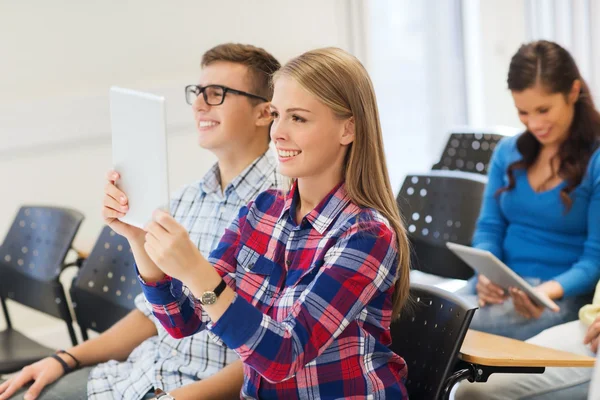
[281,180,349,234]
[200,152,278,201]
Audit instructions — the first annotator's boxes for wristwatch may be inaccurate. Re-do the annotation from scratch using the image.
[199,278,227,305]
[154,388,175,400]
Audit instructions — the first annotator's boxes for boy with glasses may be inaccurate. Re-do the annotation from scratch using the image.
[0,43,281,400]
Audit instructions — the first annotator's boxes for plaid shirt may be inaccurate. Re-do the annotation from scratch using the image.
[140,181,408,399]
[87,151,280,400]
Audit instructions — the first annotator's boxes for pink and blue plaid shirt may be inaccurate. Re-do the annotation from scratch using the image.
[139,181,408,399]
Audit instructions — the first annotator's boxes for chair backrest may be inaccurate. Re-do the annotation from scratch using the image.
[396,171,486,279]
[432,133,505,175]
[0,206,84,319]
[70,226,140,334]
[390,283,477,400]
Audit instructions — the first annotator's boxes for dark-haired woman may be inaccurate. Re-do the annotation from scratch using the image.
[459,40,600,342]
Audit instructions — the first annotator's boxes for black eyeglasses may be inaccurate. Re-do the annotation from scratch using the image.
[185,84,268,106]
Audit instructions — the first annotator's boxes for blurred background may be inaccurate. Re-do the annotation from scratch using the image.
[1,0,599,347]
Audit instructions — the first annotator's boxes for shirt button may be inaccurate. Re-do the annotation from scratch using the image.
[285,260,291,266]
[171,350,177,356]
[248,263,254,270]
[156,375,163,381]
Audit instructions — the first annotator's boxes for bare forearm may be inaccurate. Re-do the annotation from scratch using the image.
[169,360,244,400]
[69,309,157,367]
[130,238,166,283]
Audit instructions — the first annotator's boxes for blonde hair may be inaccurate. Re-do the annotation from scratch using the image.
[274,48,410,317]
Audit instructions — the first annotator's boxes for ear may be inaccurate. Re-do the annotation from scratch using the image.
[255,102,273,127]
[340,117,355,146]
[569,79,582,103]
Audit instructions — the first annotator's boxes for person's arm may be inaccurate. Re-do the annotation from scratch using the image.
[142,203,398,382]
[138,206,246,338]
[0,309,157,400]
[552,155,600,297]
[472,138,512,259]
[202,219,398,383]
[70,308,158,365]
[168,360,244,400]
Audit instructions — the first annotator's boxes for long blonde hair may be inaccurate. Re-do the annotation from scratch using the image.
[274,48,410,317]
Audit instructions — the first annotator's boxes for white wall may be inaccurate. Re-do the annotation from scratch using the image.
[0,0,352,334]
[0,0,352,251]
[463,0,527,128]
[364,0,468,191]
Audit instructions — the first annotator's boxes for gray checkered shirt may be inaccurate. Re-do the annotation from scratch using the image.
[87,150,280,399]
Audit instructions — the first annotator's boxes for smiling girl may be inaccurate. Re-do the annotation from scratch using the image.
[136,48,411,399]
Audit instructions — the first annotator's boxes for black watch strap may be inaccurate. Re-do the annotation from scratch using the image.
[214,279,227,296]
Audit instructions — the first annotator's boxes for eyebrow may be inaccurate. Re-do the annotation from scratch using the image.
[518,105,550,113]
[269,105,311,113]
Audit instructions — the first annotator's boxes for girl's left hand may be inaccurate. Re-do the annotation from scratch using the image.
[144,209,203,282]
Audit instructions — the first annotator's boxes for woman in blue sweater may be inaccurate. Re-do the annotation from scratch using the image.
[461,40,600,341]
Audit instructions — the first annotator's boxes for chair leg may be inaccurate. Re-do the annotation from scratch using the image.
[441,366,476,400]
[79,325,89,341]
[66,322,78,346]
[0,297,11,329]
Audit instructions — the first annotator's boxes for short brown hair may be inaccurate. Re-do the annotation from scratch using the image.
[201,43,280,102]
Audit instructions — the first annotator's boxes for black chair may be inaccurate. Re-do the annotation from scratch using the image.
[390,283,477,400]
[0,206,84,374]
[432,133,506,175]
[70,226,139,340]
[396,171,486,279]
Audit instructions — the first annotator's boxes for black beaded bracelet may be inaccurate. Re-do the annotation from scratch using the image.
[57,349,81,369]
[50,354,73,375]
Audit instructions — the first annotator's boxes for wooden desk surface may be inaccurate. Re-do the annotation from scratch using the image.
[459,329,596,368]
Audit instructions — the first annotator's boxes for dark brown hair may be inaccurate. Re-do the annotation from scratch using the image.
[499,40,600,210]
[201,43,280,102]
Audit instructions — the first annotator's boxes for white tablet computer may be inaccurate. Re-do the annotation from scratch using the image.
[110,87,170,229]
[446,242,559,310]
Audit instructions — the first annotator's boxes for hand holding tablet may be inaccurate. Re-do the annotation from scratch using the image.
[446,242,560,311]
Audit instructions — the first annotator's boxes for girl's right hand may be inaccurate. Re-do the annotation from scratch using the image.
[103,170,145,242]
[476,274,508,307]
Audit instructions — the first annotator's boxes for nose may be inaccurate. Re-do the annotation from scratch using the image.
[527,115,545,132]
[193,92,210,112]
[270,118,288,143]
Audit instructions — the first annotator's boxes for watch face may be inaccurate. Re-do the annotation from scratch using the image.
[201,291,217,305]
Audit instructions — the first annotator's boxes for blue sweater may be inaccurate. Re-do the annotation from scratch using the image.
[473,134,600,297]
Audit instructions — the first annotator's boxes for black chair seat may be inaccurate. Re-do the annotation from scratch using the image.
[0,328,55,374]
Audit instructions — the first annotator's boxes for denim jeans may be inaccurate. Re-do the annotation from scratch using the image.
[455,320,594,399]
[458,276,591,340]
